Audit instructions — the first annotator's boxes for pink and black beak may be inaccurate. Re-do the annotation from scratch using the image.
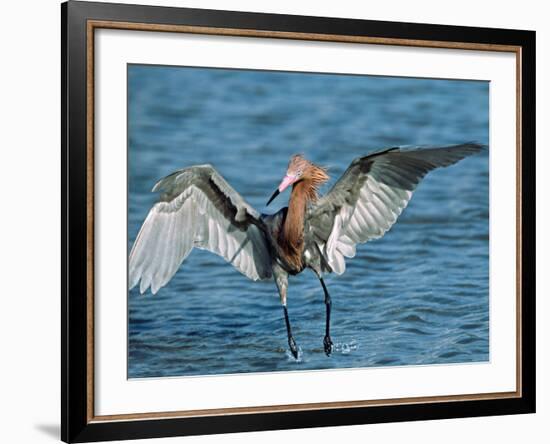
[266,174,297,206]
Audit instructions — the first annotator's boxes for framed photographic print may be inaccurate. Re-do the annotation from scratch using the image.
[61,1,536,442]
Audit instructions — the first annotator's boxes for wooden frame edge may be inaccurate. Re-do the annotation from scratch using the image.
[91,391,520,423]
[86,18,95,424]
[89,19,522,52]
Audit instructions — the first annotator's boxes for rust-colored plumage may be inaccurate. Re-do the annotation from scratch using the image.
[279,155,329,270]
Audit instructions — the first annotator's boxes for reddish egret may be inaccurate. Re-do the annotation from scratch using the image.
[129,143,483,358]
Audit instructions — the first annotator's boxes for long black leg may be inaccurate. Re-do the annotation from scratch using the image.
[283,305,298,359]
[273,264,298,359]
[319,277,333,356]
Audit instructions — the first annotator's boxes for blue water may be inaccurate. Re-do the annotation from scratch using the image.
[128,65,489,378]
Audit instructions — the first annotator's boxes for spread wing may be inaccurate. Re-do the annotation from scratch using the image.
[129,164,272,294]
[307,143,484,274]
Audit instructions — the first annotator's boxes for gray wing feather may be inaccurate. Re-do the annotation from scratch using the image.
[129,165,272,294]
[308,143,484,274]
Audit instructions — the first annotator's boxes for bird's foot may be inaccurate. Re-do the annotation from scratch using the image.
[324,335,333,356]
[288,336,299,359]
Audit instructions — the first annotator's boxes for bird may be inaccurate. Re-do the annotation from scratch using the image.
[129,143,484,359]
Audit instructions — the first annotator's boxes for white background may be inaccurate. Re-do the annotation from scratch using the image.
[0,0,547,443]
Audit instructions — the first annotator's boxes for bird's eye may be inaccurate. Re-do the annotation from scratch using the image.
[296,171,303,178]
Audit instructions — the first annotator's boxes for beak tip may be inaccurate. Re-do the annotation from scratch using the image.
[266,189,280,207]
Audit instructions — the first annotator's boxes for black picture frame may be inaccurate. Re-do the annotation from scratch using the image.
[61,1,536,442]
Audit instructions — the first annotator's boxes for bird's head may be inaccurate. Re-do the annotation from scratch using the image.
[266,154,329,206]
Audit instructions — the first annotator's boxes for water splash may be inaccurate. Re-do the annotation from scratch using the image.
[285,346,304,362]
[333,339,359,355]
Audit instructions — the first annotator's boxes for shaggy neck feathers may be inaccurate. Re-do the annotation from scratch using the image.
[279,164,329,270]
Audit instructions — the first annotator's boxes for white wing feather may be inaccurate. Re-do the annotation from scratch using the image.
[309,144,484,274]
[129,165,272,294]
